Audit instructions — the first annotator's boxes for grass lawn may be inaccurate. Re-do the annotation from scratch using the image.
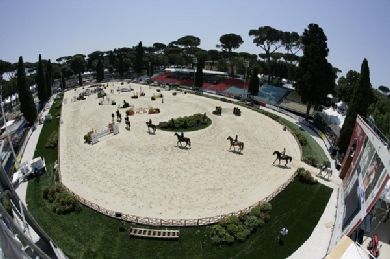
[27,94,332,258]
[279,118,330,168]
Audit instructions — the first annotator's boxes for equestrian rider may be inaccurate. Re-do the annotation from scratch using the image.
[282,148,286,157]
[181,132,184,138]
[235,135,239,143]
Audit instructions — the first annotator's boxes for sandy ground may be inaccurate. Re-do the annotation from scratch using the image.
[59,82,301,220]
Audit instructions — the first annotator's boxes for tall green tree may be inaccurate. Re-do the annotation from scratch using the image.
[248,67,260,96]
[70,54,86,86]
[17,57,37,124]
[134,41,144,74]
[45,59,52,101]
[295,24,335,119]
[194,58,204,89]
[36,54,46,104]
[218,33,243,76]
[96,57,104,82]
[249,26,284,82]
[338,59,373,154]
[337,70,360,104]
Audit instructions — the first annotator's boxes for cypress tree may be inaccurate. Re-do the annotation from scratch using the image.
[45,59,52,101]
[117,53,124,77]
[338,58,373,154]
[61,74,66,90]
[134,41,144,74]
[194,58,204,89]
[96,57,104,82]
[17,56,37,124]
[36,54,46,105]
[248,67,260,96]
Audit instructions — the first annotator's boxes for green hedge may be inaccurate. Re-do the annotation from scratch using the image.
[157,113,212,132]
[210,202,272,245]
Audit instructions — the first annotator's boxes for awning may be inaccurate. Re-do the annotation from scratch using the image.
[325,235,372,259]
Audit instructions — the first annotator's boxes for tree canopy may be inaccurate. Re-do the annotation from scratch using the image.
[218,34,243,52]
[70,55,86,85]
[378,85,389,94]
[337,70,360,104]
[176,35,201,49]
[295,23,335,119]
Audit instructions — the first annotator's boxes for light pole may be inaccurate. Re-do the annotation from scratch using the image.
[243,60,250,100]
[192,57,197,89]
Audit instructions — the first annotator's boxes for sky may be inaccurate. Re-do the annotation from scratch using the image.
[0,0,389,87]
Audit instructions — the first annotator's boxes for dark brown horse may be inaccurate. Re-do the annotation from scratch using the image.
[146,121,156,134]
[227,136,244,152]
[175,132,191,148]
[273,151,292,166]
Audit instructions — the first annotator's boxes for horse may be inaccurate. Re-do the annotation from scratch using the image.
[227,136,244,152]
[175,132,191,148]
[272,151,292,166]
[146,121,156,134]
[317,166,332,180]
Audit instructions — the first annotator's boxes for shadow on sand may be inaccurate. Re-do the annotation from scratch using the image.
[176,145,191,150]
[272,164,291,169]
[229,150,244,155]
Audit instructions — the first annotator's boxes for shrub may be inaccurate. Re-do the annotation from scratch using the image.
[249,206,261,217]
[304,156,318,167]
[236,228,251,242]
[172,92,177,96]
[156,89,160,92]
[84,133,91,144]
[260,202,272,212]
[52,192,80,215]
[97,91,106,98]
[297,168,318,184]
[151,96,156,101]
[45,132,58,148]
[259,212,271,222]
[244,215,261,231]
[210,225,234,245]
[220,215,241,227]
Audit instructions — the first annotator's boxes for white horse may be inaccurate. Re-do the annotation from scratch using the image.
[317,165,333,180]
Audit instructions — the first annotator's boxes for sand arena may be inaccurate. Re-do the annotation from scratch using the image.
[59,82,301,220]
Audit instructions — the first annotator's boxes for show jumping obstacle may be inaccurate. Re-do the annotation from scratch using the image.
[129,227,180,239]
[89,123,119,144]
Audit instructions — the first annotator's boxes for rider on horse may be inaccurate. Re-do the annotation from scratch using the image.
[234,135,239,143]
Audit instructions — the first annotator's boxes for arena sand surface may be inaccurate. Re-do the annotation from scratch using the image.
[60,82,301,220]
